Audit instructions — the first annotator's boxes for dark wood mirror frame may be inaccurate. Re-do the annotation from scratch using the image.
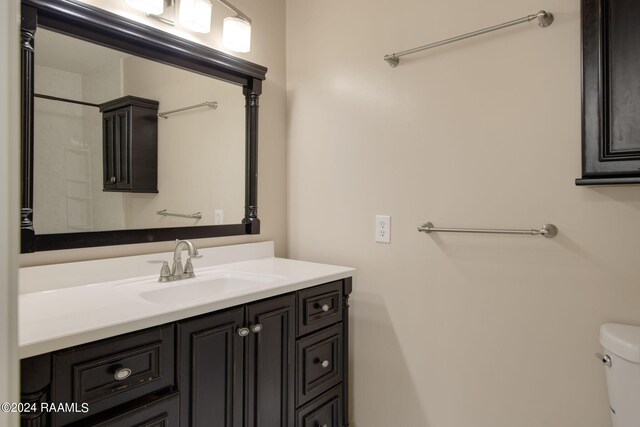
[20,0,267,253]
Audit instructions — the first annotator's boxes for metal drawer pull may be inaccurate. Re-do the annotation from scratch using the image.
[320,360,330,368]
[251,324,263,333]
[238,327,250,337]
[114,367,132,381]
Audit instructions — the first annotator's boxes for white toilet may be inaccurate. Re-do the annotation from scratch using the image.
[599,323,640,427]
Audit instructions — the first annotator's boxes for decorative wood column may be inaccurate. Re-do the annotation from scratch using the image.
[244,78,261,234]
[20,5,36,253]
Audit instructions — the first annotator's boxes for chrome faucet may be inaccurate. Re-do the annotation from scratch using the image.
[172,239,200,278]
[147,239,202,282]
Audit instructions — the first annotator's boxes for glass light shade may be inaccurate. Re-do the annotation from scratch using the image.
[179,0,212,33]
[223,16,251,53]
[125,0,164,15]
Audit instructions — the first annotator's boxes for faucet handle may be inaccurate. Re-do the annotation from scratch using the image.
[183,257,196,278]
[147,260,171,282]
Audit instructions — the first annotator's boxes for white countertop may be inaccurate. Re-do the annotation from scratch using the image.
[19,242,354,359]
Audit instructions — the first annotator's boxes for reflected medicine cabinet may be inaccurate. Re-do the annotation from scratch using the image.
[577,0,640,185]
[100,96,159,193]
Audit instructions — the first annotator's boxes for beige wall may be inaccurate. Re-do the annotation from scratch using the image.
[21,0,287,266]
[1,0,19,424]
[121,56,245,229]
[287,0,640,426]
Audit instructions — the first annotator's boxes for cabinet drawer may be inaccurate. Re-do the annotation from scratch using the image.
[73,392,179,427]
[296,386,342,427]
[296,323,343,406]
[297,281,343,336]
[52,324,174,425]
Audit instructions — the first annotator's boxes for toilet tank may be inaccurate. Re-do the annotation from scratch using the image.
[600,323,640,427]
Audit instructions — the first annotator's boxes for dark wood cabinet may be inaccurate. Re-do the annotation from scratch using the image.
[577,0,640,185]
[294,279,351,427]
[78,392,180,427]
[178,307,244,427]
[179,295,295,427]
[20,279,352,427]
[295,386,342,427]
[246,296,295,427]
[99,96,159,193]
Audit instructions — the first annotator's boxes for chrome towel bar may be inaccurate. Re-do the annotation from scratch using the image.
[157,101,218,119]
[384,10,554,67]
[418,222,558,238]
[156,209,202,219]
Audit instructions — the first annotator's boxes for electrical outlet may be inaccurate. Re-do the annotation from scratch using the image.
[375,215,391,243]
[214,209,224,225]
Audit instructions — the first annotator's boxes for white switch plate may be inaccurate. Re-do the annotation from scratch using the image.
[375,215,391,243]
[214,209,224,225]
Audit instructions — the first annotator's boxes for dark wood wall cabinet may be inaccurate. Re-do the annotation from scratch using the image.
[99,96,159,193]
[577,0,640,185]
[20,279,352,427]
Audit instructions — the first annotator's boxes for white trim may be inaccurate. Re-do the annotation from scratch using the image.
[0,0,21,425]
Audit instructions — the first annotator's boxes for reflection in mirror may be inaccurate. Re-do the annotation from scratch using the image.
[33,28,245,234]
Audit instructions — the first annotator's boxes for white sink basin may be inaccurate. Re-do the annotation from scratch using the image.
[139,270,281,305]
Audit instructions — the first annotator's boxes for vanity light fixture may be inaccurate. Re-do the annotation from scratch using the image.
[218,0,252,53]
[136,0,211,32]
[179,0,213,33]
[127,0,251,47]
[125,0,165,15]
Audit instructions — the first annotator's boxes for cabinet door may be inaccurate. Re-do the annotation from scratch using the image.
[178,307,244,427]
[102,111,117,190]
[579,0,640,184]
[114,108,132,190]
[246,295,295,427]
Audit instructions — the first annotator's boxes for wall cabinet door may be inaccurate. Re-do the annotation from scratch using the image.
[102,111,117,191]
[246,295,295,427]
[103,108,132,191]
[178,307,244,427]
[99,96,158,192]
[578,0,640,185]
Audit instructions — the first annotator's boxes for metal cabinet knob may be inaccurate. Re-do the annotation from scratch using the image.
[114,367,132,381]
[315,303,330,312]
[321,360,329,368]
[110,176,116,184]
[238,327,250,337]
[251,324,263,333]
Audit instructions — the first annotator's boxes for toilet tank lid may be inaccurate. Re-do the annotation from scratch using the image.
[600,323,640,363]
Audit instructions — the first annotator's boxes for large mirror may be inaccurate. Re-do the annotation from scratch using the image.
[21,0,267,252]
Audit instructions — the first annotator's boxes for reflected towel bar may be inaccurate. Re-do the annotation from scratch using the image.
[156,209,202,219]
[34,93,100,108]
[418,222,558,238]
[384,10,554,67]
[157,101,218,119]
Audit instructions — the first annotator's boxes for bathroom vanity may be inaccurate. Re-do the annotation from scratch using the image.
[19,242,354,426]
[16,2,352,424]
